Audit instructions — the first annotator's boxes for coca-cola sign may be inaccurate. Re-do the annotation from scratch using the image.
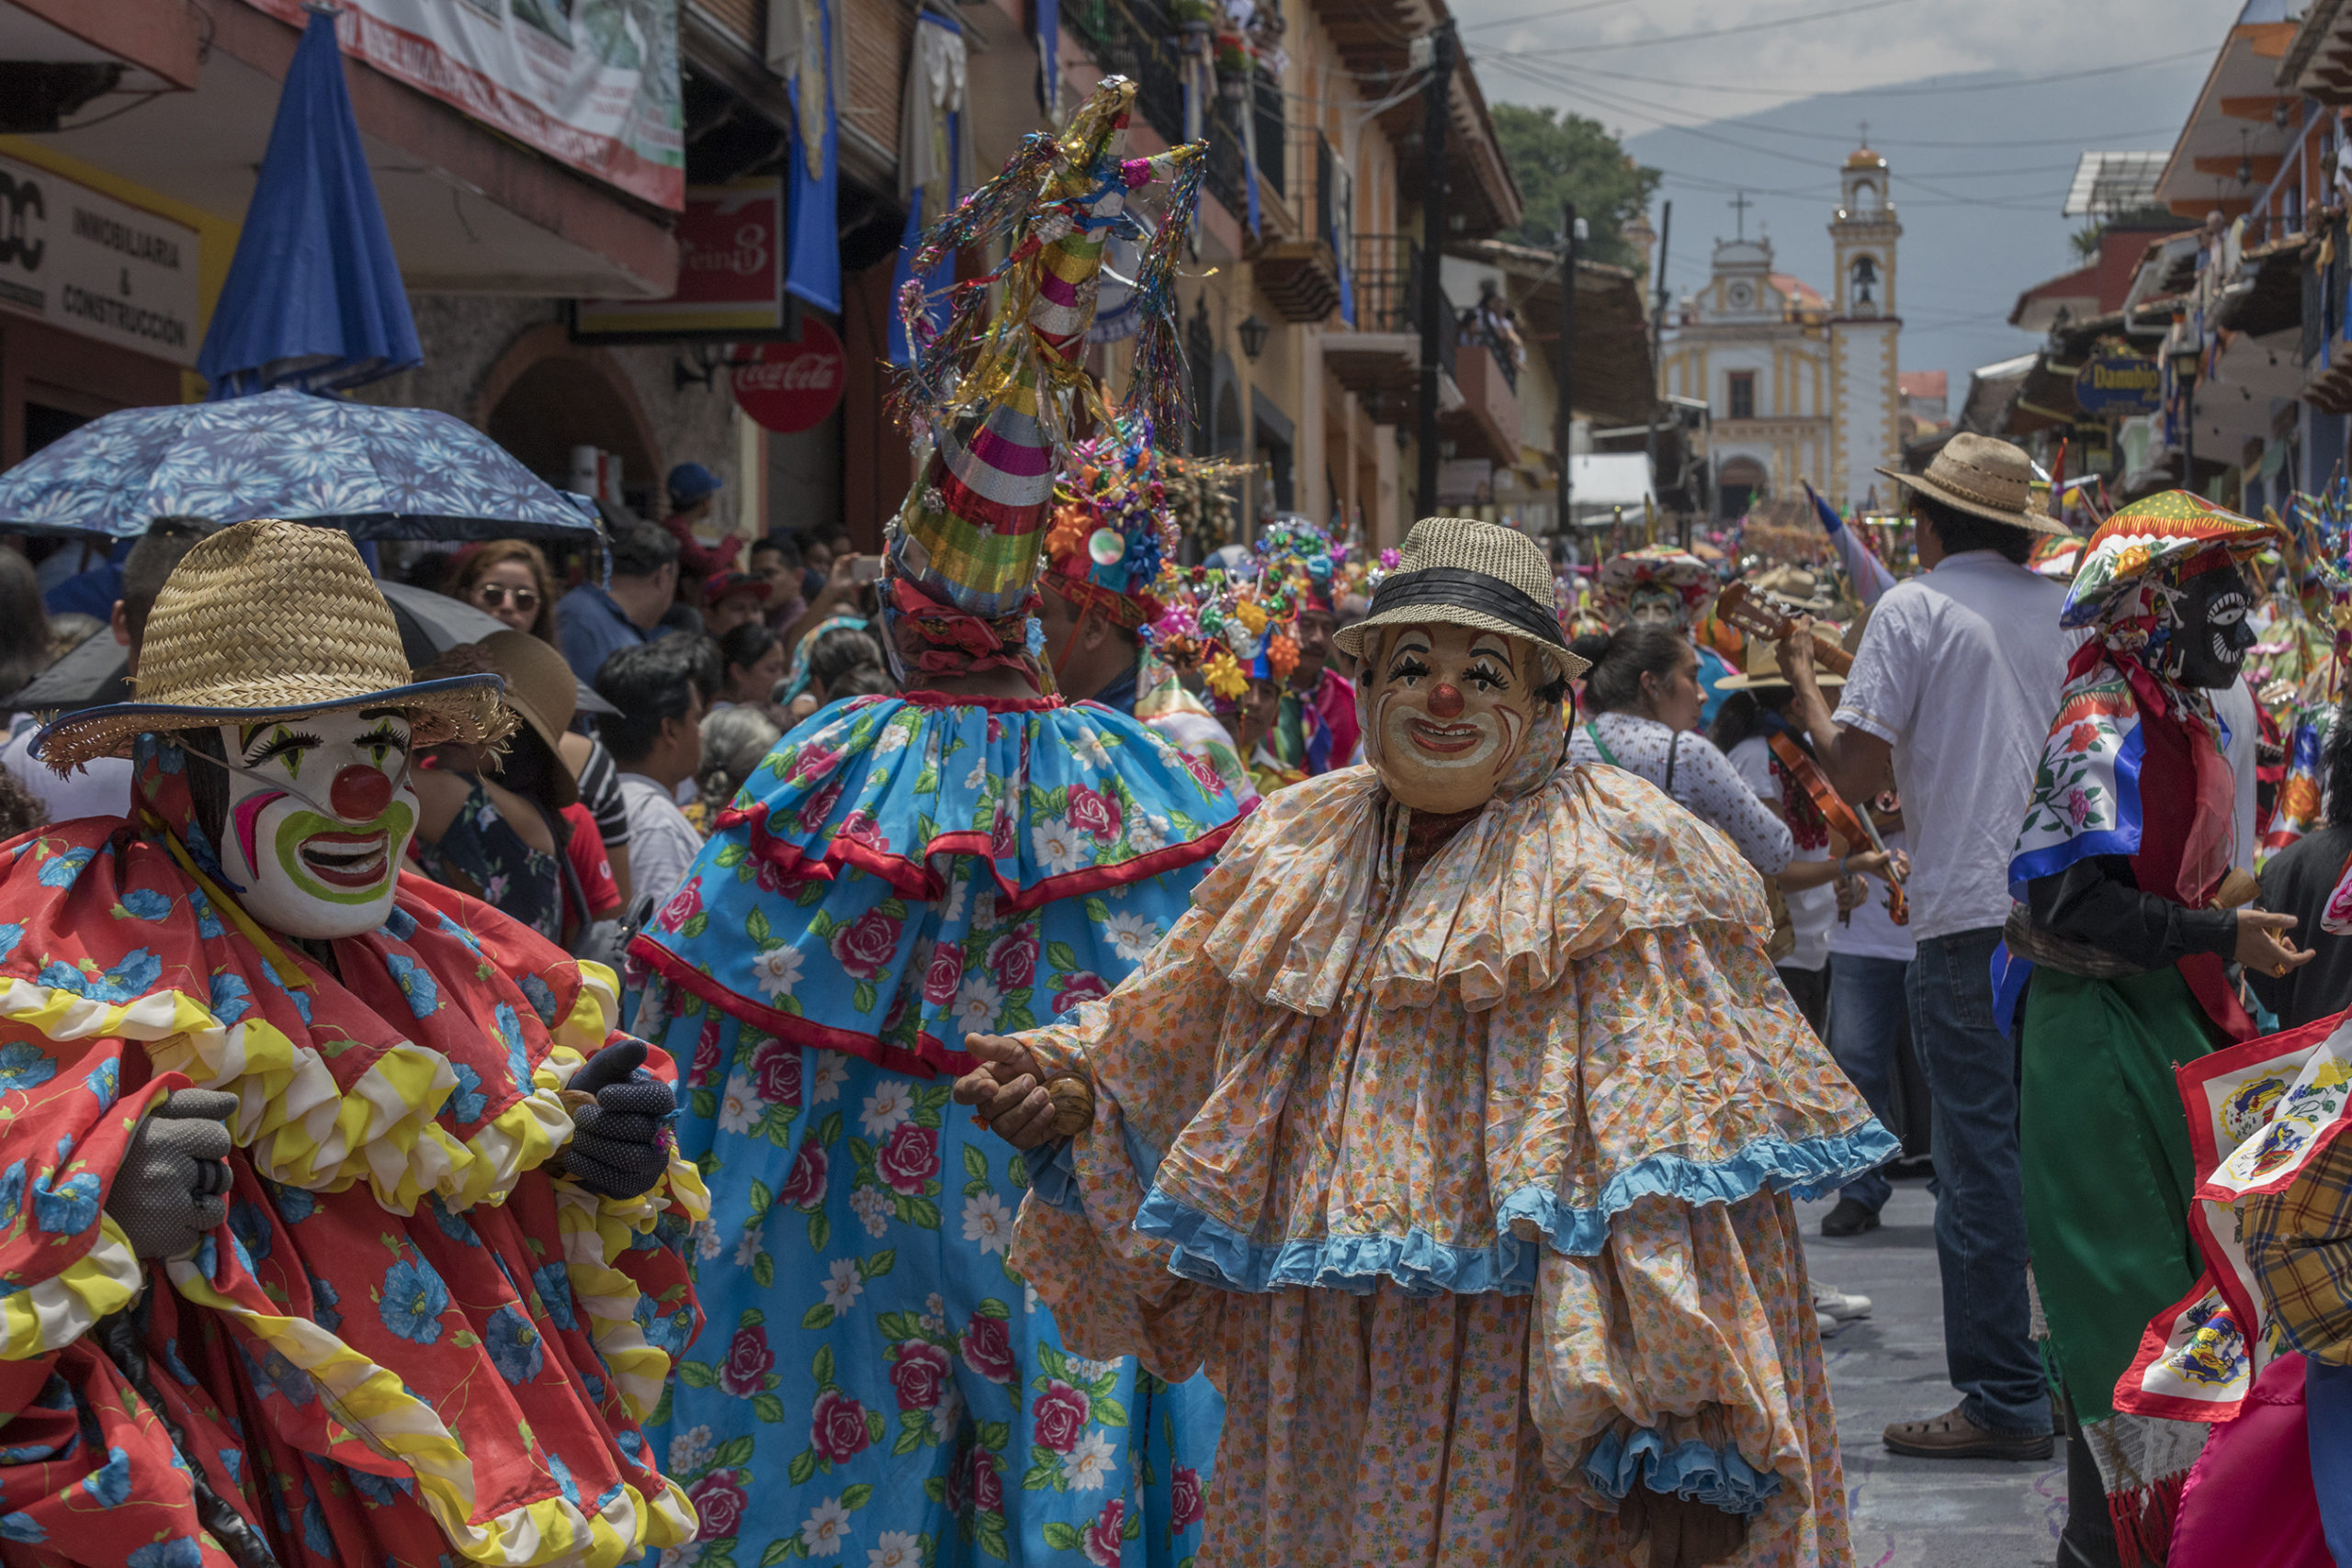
[734,319,846,433]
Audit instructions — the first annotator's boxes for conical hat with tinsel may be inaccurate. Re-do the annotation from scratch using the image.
[2062,491,2284,628]
[886,77,1205,645]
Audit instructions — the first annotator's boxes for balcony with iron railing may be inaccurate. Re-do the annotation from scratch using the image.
[1063,0,1268,221]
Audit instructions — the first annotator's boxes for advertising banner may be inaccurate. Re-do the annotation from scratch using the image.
[247,0,684,210]
[573,181,786,339]
[0,154,201,366]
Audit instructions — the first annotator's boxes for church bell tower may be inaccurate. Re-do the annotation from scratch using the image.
[1827,138,1902,510]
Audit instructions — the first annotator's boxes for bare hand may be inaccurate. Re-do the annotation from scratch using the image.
[1846,849,1891,883]
[817,552,860,609]
[1776,616,1818,684]
[2236,908,2315,977]
[952,1034,1060,1149]
[1835,875,1866,915]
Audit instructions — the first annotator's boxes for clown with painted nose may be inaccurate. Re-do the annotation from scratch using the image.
[0,520,708,1567]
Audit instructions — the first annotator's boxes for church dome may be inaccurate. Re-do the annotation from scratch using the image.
[1844,146,1886,170]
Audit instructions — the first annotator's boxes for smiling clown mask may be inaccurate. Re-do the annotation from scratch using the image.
[201,707,418,939]
[1360,623,1544,815]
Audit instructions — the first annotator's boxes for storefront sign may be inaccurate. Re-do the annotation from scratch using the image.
[0,155,201,367]
[247,0,684,210]
[573,182,786,339]
[733,320,845,433]
[2075,352,2163,417]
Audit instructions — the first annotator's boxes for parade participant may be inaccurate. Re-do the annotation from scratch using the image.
[1566,624,1794,877]
[1161,568,1306,799]
[959,516,1892,1568]
[2001,491,2303,1564]
[1257,518,1360,777]
[1599,545,1736,722]
[1780,433,2078,1463]
[1038,427,1257,807]
[0,518,705,1566]
[623,79,1240,1568]
[2249,706,2352,1031]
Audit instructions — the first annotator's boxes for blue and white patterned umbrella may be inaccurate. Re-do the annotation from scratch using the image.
[0,389,597,541]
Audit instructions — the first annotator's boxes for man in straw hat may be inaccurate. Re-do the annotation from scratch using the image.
[621,77,1241,1568]
[1776,433,2084,1462]
[957,516,1892,1567]
[0,518,707,1565]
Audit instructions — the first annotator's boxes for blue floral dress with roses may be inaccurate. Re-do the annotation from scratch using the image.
[630,693,1241,1568]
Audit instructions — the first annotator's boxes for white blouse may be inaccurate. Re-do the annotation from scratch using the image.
[1567,710,1795,875]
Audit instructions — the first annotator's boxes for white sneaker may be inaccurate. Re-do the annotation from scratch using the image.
[1814,1283,1872,1321]
[1815,1310,1842,1338]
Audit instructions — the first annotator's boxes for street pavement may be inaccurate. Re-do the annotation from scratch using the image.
[1799,1177,2067,1568]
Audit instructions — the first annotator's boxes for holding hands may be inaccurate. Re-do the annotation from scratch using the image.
[952,1034,1093,1149]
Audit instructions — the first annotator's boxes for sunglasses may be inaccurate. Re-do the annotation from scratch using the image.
[473,584,541,612]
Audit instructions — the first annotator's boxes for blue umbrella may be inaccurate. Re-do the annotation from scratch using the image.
[196,6,421,398]
[0,389,597,540]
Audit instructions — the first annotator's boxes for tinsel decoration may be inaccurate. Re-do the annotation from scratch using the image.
[1123,145,1208,442]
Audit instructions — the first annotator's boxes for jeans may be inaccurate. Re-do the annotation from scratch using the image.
[1776,964,1828,1038]
[1905,926,2052,1436]
[1827,953,1909,1213]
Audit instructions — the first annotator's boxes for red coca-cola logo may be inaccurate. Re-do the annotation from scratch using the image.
[733,319,846,434]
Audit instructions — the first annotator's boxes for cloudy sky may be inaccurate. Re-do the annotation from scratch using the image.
[1449,0,2250,401]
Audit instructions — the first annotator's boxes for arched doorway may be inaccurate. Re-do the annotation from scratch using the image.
[1717,455,1769,520]
[476,324,662,513]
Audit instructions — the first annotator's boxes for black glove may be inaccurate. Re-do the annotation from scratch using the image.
[562,1042,677,1201]
[107,1089,237,1260]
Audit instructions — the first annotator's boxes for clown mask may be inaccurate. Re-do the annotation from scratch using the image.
[206,708,417,939]
[1363,623,1543,814]
[1625,583,1686,629]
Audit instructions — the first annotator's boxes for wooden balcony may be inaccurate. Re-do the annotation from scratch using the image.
[1440,342,1521,466]
[1253,240,1344,323]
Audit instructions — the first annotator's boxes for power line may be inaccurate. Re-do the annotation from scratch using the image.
[1459,0,1641,34]
[1467,45,2209,99]
[1506,0,1927,57]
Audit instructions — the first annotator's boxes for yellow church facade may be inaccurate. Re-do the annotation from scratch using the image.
[1659,145,1904,518]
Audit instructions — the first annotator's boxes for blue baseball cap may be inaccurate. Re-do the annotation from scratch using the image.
[667,462,724,507]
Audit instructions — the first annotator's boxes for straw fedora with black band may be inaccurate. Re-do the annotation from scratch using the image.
[37,518,512,772]
[1333,517,1590,682]
[1876,433,2068,537]
[1713,635,1847,692]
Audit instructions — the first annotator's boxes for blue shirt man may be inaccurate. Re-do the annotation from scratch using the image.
[555,518,683,687]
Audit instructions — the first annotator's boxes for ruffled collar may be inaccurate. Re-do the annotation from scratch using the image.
[1190,759,1769,1017]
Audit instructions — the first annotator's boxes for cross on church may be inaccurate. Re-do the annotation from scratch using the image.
[1858,120,1869,147]
[1728,190,1752,240]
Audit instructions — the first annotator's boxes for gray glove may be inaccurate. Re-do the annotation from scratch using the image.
[106,1089,237,1260]
[563,1042,677,1201]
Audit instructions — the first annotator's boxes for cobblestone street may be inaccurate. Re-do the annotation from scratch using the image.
[1801,1180,2067,1568]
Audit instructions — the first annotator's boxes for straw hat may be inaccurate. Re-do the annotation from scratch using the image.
[1713,635,1847,691]
[1752,564,1837,615]
[1875,433,2067,536]
[1333,517,1589,682]
[479,630,579,808]
[38,518,509,771]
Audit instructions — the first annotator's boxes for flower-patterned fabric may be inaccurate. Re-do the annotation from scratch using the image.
[631,693,1241,1567]
[631,693,1241,1078]
[0,815,707,1568]
[1008,760,1891,1562]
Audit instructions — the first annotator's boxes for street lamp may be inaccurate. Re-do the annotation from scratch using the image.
[2171,312,2200,491]
[1238,313,1271,361]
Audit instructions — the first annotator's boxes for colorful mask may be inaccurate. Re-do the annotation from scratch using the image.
[1626,583,1686,629]
[201,707,417,939]
[1360,623,1542,815]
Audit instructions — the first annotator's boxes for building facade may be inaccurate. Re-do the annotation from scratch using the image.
[1659,144,1904,517]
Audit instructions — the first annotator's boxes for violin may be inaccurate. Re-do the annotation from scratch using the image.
[1720,584,1909,925]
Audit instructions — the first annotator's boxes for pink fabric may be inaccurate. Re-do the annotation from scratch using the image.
[1308,666,1360,770]
[2170,1351,2330,1568]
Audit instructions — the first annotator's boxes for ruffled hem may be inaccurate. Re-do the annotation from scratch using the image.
[1128,1126,1897,1296]
[706,694,1242,916]
[0,976,581,1217]
[1581,1426,1784,1517]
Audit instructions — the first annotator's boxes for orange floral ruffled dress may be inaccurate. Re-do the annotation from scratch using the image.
[1008,734,1893,1566]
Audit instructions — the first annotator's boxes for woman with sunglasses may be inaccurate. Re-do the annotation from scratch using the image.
[447,539,557,643]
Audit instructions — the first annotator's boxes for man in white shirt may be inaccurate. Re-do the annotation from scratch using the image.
[594,638,707,932]
[1781,434,2085,1463]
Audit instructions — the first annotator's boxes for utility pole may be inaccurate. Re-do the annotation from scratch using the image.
[1643,200,1672,547]
[1414,22,1453,520]
[1557,201,1577,543]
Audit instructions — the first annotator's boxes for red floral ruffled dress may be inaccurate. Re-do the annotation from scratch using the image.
[0,738,708,1568]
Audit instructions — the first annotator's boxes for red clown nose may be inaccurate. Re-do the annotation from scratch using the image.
[1428,682,1464,718]
[330,764,395,821]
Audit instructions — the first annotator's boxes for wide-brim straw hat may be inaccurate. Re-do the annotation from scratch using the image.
[1714,633,1847,691]
[1876,432,2068,536]
[1333,517,1589,682]
[38,518,510,771]
[1752,565,1837,615]
[478,629,579,808]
